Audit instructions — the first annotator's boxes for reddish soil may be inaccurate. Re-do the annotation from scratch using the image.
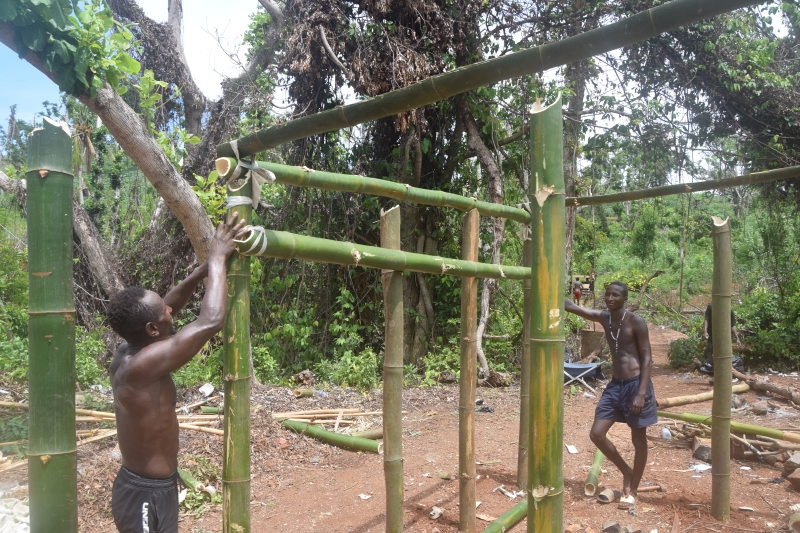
[3,325,798,532]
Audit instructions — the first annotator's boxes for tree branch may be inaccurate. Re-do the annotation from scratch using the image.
[319,27,350,79]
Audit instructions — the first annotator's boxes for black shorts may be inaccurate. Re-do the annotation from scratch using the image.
[595,375,657,428]
[111,466,180,533]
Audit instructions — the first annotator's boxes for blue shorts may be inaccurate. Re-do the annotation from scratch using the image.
[595,375,657,429]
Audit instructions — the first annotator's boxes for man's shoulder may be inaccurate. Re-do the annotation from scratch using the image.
[628,312,647,327]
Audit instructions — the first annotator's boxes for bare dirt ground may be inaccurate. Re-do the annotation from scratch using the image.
[3,325,798,532]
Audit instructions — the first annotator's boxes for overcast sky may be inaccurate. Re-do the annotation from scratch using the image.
[0,0,259,126]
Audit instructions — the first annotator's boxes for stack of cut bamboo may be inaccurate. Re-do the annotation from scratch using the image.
[272,408,403,430]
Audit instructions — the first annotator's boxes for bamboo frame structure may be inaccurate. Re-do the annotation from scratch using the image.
[217,0,761,158]
[380,206,404,533]
[528,95,565,533]
[26,117,78,533]
[459,209,479,533]
[215,158,530,223]
[232,226,529,280]
[710,216,732,521]
[223,180,253,533]
[517,236,532,490]
[566,166,800,207]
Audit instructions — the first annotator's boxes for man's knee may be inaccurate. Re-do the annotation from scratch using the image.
[589,428,606,445]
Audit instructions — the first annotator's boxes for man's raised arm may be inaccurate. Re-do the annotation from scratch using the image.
[564,299,605,322]
[163,261,209,315]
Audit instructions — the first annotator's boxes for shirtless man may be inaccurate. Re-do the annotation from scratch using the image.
[106,214,245,533]
[565,281,656,509]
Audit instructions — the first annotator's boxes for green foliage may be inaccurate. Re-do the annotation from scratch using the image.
[330,347,379,391]
[252,346,280,384]
[76,327,108,386]
[1,0,140,96]
[0,415,28,457]
[192,171,227,224]
[172,345,222,389]
[180,456,222,517]
[0,337,28,382]
[667,337,703,369]
[629,205,657,263]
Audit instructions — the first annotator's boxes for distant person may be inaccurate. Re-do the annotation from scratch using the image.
[565,281,656,509]
[702,302,741,368]
[106,214,245,533]
[572,280,582,304]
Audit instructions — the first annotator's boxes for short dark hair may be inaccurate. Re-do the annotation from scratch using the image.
[106,287,160,340]
[607,281,629,298]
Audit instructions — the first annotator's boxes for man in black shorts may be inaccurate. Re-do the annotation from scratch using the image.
[106,214,245,532]
[565,281,656,509]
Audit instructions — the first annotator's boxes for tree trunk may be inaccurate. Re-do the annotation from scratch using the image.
[73,199,125,297]
[563,58,588,277]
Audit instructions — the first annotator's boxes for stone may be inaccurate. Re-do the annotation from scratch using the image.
[692,436,712,463]
[623,527,642,533]
[602,522,621,533]
[565,524,582,533]
[731,395,747,409]
[785,453,800,475]
[787,469,800,491]
[584,528,597,533]
[750,400,770,416]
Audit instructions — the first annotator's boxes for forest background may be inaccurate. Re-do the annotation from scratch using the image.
[1,0,800,400]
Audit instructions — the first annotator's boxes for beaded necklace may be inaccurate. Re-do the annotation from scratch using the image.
[608,310,627,354]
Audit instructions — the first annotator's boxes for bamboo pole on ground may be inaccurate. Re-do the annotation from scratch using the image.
[223,180,252,533]
[216,158,530,223]
[381,205,404,533]
[657,383,749,408]
[232,226,529,280]
[281,420,381,453]
[711,216,732,521]
[459,209,479,533]
[517,236,532,490]
[217,0,760,158]
[566,166,800,207]
[26,117,77,533]
[584,448,605,496]
[481,500,528,533]
[657,411,800,443]
[528,95,565,533]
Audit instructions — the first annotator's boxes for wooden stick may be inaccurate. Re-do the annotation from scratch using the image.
[272,408,361,418]
[176,396,219,413]
[657,383,749,408]
[0,440,25,447]
[77,429,117,446]
[179,424,224,436]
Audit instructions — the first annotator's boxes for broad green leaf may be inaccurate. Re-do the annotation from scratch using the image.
[115,52,140,75]
[21,23,47,52]
[48,0,70,29]
[30,0,54,5]
[74,47,90,85]
[76,6,92,25]
[115,85,128,95]
[109,32,131,50]
[105,68,119,87]
[0,2,18,22]
[186,135,201,146]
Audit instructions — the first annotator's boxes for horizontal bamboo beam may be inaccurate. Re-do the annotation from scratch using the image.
[234,227,530,280]
[657,383,749,408]
[216,158,531,223]
[658,411,800,444]
[566,166,800,207]
[217,0,761,158]
[281,420,381,453]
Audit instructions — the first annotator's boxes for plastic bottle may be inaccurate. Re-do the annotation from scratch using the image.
[661,427,672,440]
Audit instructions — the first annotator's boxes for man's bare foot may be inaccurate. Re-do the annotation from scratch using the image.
[621,468,634,497]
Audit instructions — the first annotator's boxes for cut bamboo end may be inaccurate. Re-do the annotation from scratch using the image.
[215,157,234,179]
[711,216,729,227]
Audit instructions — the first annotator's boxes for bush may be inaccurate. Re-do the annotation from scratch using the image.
[173,345,222,389]
[330,347,379,390]
[252,345,280,384]
[746,327,800,370]
[667,337,703,369]
[76,327,108,386]
[0,337,27,382]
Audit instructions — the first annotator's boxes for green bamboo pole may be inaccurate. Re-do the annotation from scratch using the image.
[528,95,565,533]
[584,448,606,496]
[460,209,479,533]
[517,236,532,490]
[380,205,404,533]
[223,180,252,533]
[481,500,528,533]
[657,411,800,443]
[215,158,530,223]
[217,0,760,158]
[233,227,529,280]
[281,420,381,453]
[566,165,800,207]
[26,117,77,533]
[710,216,732,521]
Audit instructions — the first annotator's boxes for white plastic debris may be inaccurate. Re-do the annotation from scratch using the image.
[430,506,444,519]
[358,494,372,500]
[0,498,30,533]
[692,464,712,473]
[740,466,751,471]
[198,383,215,397]
[661,427,672,440]
[492,485,524,499]
[583,392,595,398]
[566,445,578,454]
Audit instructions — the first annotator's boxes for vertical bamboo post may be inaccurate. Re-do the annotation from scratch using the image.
[517,235,532,489]
[528,95,565,533]
[381,205,404,532]
[26,117,78,533]
[459,208,479,533]
[710,216,732,521]
[223,180,252,533]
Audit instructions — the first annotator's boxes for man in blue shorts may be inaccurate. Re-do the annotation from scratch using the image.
[565,281,656,509]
